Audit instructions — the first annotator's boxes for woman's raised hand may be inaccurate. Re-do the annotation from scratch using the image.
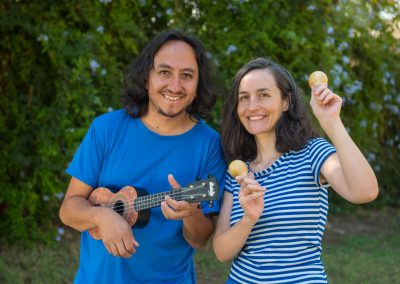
[309,71,343,120]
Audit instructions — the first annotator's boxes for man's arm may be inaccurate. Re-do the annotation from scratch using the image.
[59,177,139,257]
[182,210,214,249]
[161,174,214,248]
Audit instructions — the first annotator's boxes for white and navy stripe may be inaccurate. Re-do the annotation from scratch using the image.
[226,138,336,284]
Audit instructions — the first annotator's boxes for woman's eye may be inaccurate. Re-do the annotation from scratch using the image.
[238,96,248,101]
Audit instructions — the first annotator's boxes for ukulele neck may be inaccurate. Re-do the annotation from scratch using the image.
[133,189,182,211]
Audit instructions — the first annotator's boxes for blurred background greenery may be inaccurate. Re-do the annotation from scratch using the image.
[0,0,399,282]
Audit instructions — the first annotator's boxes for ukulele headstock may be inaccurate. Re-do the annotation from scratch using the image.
[180,175,219,203]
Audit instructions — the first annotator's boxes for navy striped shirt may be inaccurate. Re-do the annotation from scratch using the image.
[225,138,336,284]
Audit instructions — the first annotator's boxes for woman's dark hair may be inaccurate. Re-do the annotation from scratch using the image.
[122,30,215,119]
[221,57,319,162]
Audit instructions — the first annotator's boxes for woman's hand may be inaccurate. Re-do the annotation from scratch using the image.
[310,84,343,120]
[236,173,265,225]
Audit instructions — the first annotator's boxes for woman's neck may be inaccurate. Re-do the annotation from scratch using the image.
[251,134,282,172]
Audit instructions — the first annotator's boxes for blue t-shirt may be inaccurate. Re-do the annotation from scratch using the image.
[66,109,227,284]
[225,138,336,284]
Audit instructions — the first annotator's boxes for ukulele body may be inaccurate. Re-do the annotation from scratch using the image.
[88,186,150,240]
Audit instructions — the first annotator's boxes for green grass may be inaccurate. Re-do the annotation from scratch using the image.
[1,208,398,284]
[0,232,79,284]
[196,208,400,283]
[323,229,400,283]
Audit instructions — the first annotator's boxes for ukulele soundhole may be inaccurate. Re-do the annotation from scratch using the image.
[113,200,125,216]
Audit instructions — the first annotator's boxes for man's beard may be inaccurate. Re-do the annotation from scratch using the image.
[156,106,187,118]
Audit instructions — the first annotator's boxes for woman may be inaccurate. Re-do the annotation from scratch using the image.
[213,58,378,284]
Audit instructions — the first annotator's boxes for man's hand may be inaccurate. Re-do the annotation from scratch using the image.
[97,208,139,258]
[161,174,201,220]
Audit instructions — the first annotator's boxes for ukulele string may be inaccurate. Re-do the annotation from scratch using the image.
[99,184,210,213]
[110,192,209,215]
[112,188,207,212]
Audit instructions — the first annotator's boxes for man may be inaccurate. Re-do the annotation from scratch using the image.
[59,30,226,283]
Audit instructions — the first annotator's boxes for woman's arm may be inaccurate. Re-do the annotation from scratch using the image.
[311,85,379,203]
[213,175,265,262]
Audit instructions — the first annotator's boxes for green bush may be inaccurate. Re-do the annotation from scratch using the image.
[1,0,399,244]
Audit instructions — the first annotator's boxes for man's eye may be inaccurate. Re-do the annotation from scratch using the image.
[182,73,193,79]
[159,70,169,75]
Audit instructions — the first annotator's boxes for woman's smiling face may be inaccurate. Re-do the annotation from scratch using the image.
[237,69,288,136]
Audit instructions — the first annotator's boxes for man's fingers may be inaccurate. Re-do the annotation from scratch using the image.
[161,202,180,219]
[168,174,181,189]
[105,244,113,255]
[115,241,130,258]
[162,199,189,217]
[123,234,138,255]
[161,200,175,219]
[161,198,196,220]
[164,195,190,209]
[164,195,177,207]
[109,243,119,257]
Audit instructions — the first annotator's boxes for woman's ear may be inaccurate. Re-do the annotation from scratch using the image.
[283,98,289,112]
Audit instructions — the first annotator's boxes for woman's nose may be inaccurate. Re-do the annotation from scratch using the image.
[248,96,260,110]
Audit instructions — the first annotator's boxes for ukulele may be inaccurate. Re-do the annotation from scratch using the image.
[87,175,219,240]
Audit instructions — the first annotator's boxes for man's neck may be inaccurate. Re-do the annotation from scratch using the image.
[141,111,197,135]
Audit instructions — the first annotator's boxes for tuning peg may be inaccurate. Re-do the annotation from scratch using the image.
[208,200,214,207]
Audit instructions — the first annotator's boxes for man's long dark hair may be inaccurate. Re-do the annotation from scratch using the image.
[221,58,319,162]
[122,30,215,119]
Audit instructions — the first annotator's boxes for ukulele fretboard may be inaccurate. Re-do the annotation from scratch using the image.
[133,189,182,211]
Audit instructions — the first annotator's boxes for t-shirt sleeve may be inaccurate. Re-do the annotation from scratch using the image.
[224,170,236,195]
[308,138,336,187]
[199,135,228,216]
[65,120,105,188]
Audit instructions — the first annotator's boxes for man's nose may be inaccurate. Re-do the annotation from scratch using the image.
[168,75,183,93]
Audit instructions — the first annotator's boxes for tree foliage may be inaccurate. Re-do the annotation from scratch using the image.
[1,0,399,243]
